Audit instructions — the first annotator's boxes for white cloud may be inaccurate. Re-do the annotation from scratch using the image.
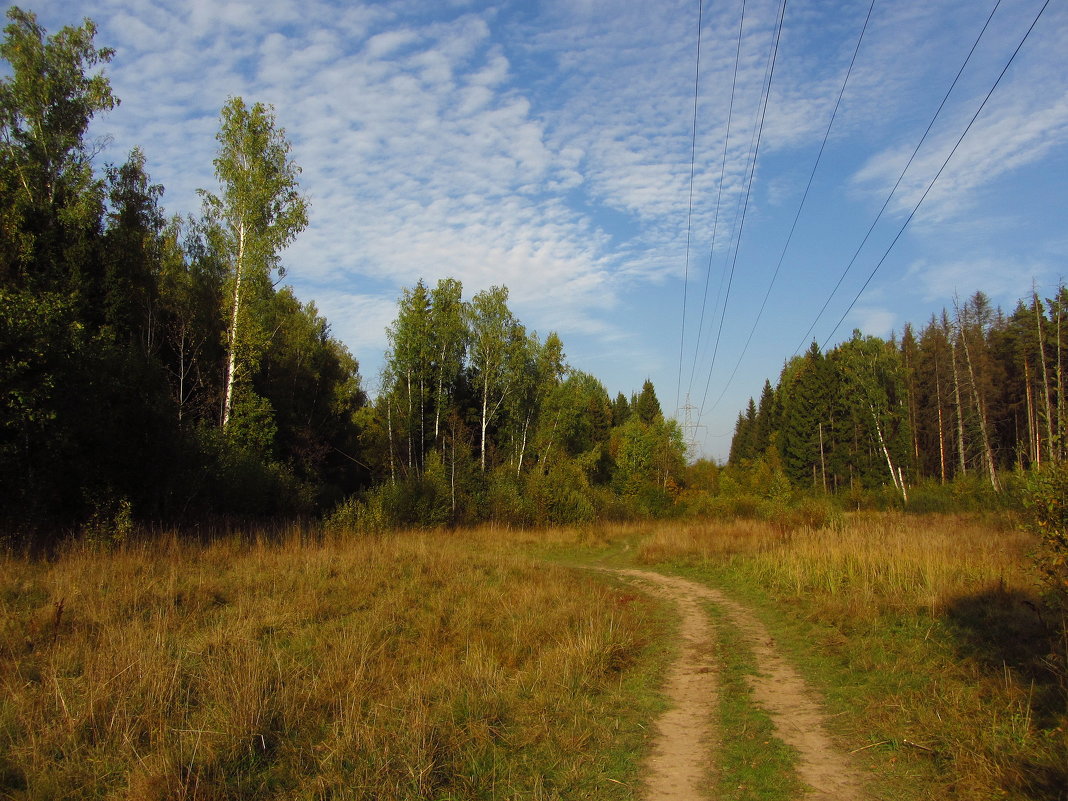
[905,257,1051,304]
[847,306,897,338]
[849,0,1068,224]
[305,291,398,377]
[365,29,420,60]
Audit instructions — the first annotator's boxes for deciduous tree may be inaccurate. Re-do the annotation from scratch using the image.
[200,97,308,433]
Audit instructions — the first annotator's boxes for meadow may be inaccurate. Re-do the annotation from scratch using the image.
[1,513,1065,800]
[0,530,667,800]
[636,512,1068,800]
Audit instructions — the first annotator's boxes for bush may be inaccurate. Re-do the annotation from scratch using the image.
[324,460,452,533]
[485,467,533,527]
[1021,463,1068,614]
[525,461,596,526]
[765,494,838,531]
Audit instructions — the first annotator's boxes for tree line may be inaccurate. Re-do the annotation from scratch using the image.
[0,8,687,541]
[8,6,1061,546]
[0,8,365,537]
[339,278,686,529]
[729,287,1068,499]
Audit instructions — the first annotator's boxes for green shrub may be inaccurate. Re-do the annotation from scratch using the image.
[1021,463,1068,613]
[525,461,596,526]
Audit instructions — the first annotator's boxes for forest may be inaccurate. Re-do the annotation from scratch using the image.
[728,288,1068,502]
[1,7,1066,547]
[0,8,687,543]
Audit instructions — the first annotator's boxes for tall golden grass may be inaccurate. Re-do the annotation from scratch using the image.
[0,530,664,800]
[638,512,1034,615]
[636,513,1066,800]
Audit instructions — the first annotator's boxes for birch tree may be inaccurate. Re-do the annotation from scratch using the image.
[467,285,519,471]
[200,97,308,432]
[429,277,466,444]
[832,332,912,499]
[383,280,432,472]
[0,6,115,288]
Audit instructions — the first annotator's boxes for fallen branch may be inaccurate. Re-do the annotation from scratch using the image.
[849,740,889,754]
[903,738,937,754]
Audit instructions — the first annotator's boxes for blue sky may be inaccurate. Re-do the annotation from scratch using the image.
[35,0,1068,460]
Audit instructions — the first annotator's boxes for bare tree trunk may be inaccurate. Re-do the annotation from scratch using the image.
[958,310,1000,491]
[177,324,186,424]
[404,370,412,471]
[949,336,967,476]
[936,386,946,483]
[387,396,396,484]
[1035,293,1055,463]
[1054,288,1065,462]
[419,368,425,471]
[1025,358,1039,467]
[450,425,456,517]
[818,421,827,493]
[904,346,920,467]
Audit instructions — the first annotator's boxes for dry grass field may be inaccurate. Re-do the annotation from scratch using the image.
[0,529,667,800]
[2,513,1065,800]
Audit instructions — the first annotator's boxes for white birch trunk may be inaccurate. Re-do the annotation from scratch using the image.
[871,404,902,500]
[221,222,246,430]
[480,376,489,472]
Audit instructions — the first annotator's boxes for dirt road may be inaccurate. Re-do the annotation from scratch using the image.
[611,568,869,801]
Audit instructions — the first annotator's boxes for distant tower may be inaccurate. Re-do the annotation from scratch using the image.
[678,393,704,461]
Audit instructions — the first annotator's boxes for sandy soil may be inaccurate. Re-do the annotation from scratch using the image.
[611,568,869,801]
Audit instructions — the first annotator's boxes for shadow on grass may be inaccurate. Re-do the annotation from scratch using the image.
[945,585,1067,801]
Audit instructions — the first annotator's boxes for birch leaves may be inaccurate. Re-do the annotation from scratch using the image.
[200,97,308,431]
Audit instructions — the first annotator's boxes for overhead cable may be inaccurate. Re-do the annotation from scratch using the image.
[821,0,1054,348]
[696,0,789,426]
[792,0,1005,355]
[676,0,706,414]
[708,0,877,413]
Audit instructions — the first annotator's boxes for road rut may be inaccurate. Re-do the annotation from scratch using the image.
[610,568,869,800]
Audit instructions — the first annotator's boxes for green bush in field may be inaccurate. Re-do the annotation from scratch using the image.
[1022,462,1068,614]
[525,460,596,526]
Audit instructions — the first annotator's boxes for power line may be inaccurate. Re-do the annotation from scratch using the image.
[696,0,789,427]
[685,0,747,402]
[821,0,1054,348]
[676,0,706,414]
[707,0,877,413]
[792,0,1005,356]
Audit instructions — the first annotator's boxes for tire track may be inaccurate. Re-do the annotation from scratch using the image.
[610,568,869,800]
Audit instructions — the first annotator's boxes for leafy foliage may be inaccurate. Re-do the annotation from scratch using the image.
[0,10,362,542]
[1022,462,1068,613]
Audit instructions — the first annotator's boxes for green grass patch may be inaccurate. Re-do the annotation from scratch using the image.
[704,601,802,801]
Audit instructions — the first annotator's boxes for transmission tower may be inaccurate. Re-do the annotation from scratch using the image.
[678,394,705,461]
